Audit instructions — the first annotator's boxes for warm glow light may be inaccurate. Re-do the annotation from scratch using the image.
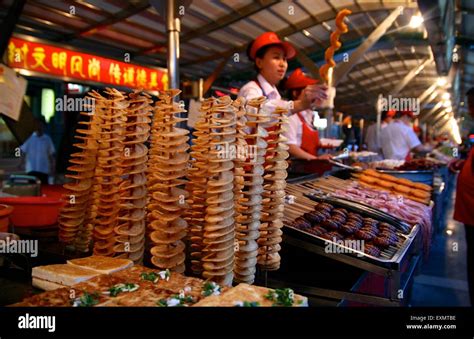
[443,100,452,108]
[442,92,450,100]
[302,29,311,37]
[446,229,453,236]
[314,118,328,129]
[446,106,452,113]
[410,14,424,28]
[450,117,462,144]
[437,77,447,87]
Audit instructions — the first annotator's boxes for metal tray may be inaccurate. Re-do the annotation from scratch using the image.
[283,194,419,270]
[376,169,434,186]
[305,193,412,234]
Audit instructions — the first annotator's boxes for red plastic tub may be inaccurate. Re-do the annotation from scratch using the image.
[41,185,68,200]
[0,204,14,232]
[0,197,64,227]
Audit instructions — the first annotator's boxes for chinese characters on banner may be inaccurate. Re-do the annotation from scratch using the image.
[7,37,168,91]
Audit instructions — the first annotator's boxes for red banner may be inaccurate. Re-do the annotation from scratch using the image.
[7,37,168,91]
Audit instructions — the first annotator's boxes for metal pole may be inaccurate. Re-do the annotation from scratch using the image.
[376,94,382,153]
[325,108,333,138]
[167,0,180,93]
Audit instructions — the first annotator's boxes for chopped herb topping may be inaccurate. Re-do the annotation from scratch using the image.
[160,269,171,281]
[235,301,260,307]
[140,272,158,282]
[156,294,194,307]
[202,281,221,297]
[71,291,100,307]
[141,269,170,283]
[106,283,139,297]
[264,288,295,307]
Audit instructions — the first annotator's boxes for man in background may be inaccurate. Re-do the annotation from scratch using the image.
[380,110,432,160]
[19,118,55,184]
[365,110,394,155]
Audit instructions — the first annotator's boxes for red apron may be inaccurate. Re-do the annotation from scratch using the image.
[454,147,474,225]
[297,111,319,156]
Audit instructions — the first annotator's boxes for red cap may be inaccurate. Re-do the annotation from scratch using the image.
[387,110,396,118]
[285,68,318,90]
[249,32,296,61]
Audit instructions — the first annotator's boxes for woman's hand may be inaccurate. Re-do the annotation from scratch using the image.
[304,84,328,108]
[317,154,333,160]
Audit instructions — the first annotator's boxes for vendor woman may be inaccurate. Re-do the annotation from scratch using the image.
[239,32,327,113]
[283,68,332,160]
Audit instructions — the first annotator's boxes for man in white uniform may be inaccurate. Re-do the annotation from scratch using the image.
[380,110,431,160]
[19,119,56,184]
[365,110,394,154]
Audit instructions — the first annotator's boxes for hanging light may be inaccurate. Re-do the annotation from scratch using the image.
[442,92,450,100]
[450,117,462,144]
[445,106,453,113]
[409,14,424,28]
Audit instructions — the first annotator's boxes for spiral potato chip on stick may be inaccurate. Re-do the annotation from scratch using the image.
[258,107,289,271]
[319,8,352,84]
[90,88,127,257]
[202,96,237,287]
[233,97,269,284]
[59,96,100,251]
[114,91,152,263]
[147,89,190,273]
[185,98,214,276]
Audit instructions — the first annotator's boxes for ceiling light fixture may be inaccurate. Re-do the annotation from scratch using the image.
[409,14,424,28]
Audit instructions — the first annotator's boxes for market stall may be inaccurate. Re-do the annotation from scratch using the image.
[0,0,471,317]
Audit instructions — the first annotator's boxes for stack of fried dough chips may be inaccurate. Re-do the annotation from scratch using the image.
[231,97,248,279]
[202,96,236,287]
[59,92,100,252]
[90,88,127,257]
[233,97,270,284]
[60,88,291,287]
[147,90,190,274]
[115,91,152,263]
[185,98,214,276]
[258,107,289,270]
